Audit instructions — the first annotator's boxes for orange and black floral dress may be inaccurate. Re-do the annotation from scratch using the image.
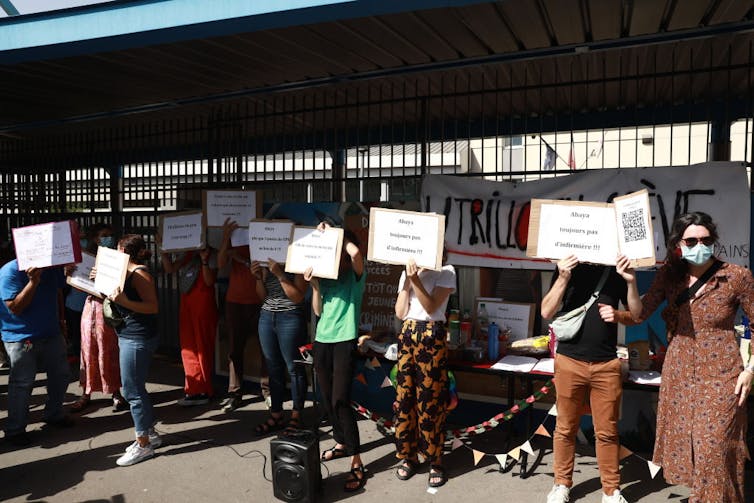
[637,261,752,503]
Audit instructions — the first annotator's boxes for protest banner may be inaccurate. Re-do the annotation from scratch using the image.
[248,219,294,265]
[159,211,204,252]
[527,189,655,266]
[285,226,343,279]
[66,251,100,298]
[13,220,82,270]
[203,189,260,228]
[94,247,130,297]
[367,207,445,270]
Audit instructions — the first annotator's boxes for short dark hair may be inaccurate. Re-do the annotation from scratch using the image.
[119,234,151,264]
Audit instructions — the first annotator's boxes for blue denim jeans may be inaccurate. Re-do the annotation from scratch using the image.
[118,335,159,437]
[3,335,71,436]
[258,310,307,412]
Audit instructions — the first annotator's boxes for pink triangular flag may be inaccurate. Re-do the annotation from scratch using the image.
[495,454,508,468]
[371,357,381,368]
[521,440,535,456]
[548,404,557,416]
[508,446,521,461]
[647,461,661,479]
[473,449,485,466]
[451,438,464,451]
[535,424,551,438]
[381,376,393,388]
[355,373,367,385]
[619,445,633,461]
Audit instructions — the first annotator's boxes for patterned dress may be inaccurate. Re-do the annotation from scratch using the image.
[638,261,752,502]
[80,295,121,394]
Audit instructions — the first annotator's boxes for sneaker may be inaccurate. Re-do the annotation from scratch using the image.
[602,489,628,503]
[176,394,209,407]
[116,442,154,466]
[220,395,241,413]
[546,484,570,503]
[264,395,272,410]
[124,430,162,452]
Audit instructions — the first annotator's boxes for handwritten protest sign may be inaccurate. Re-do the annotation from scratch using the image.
[285,226,343,279]
[13,220,82,270]
[367,208,445,270]
[94,247,129,297]
[249,220,293,265]
[66,251,100,298]
[159,211,204,252]
[527,189,655,267]
[203,190,259,228]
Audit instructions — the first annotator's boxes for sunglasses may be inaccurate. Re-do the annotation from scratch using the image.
[680,236,715,247]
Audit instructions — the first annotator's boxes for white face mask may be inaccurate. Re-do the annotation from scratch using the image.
[680,243,714,266]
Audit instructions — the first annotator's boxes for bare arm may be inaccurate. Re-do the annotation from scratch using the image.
[269,258,306,304]
[217,218,237,269]
[159,251,177,274]
[199,248,216,287]
[5,268,41,316]
[111,268,159,314]
[304,267,322,316]
[541,255,578,319]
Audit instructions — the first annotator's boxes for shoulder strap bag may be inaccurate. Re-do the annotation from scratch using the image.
[550,267,611,342]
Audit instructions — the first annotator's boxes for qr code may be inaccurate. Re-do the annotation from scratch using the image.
[622,208,646,242]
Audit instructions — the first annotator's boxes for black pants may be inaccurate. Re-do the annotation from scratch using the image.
[313,339,360,456]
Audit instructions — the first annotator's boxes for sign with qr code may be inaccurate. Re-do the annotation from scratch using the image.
[526,189,655,267]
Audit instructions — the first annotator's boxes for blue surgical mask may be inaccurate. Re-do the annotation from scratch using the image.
[681,243,714,266]
[99,236,116,249]
[79,239,88,249]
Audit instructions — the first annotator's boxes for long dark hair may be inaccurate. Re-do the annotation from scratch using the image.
[665,211,718,282]
[119,234,151,264]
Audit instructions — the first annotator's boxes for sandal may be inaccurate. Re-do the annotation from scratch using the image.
[254,415,285,436]
[320,445,348,462]
[395,459,417,481]
[70,395,91,413]
[428,465,447,488]
[112,392,128,412]
[344,465,367,492]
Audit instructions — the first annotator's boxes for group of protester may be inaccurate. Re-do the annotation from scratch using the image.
[1,211,752,502]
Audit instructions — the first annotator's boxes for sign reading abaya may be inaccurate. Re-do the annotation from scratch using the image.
[367,208,445,270]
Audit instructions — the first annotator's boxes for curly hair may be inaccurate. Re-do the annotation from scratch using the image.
[664,211,718,282]
[118,234,152,264]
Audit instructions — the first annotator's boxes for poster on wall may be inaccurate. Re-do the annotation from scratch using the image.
[248,219,293,265]
[159,211,204,252]
[527,189,655,267]
[285,226,343,279]
[367,208,445,270]
[476,297,536,342]
[421,162,749,269]
[13,220,82,270]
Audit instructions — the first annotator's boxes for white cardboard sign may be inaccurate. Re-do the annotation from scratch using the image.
[249,220,294,265]
[367,207,445,270]
[66,251,100,298]
[160,211,204,252]
[93,247,130,297]
[285,226,343,279]
[13,220,82,270]
[203,190,258,228]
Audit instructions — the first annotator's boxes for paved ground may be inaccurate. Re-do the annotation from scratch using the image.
[0,354,749,503]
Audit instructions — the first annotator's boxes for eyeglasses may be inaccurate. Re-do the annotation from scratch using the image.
[680,236,715,247]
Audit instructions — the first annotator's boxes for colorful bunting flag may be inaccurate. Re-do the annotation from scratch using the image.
[381,376,393,388]
[355,373,367,385]
[521,441,535,456]
[647,461,661,479]
[508,446,521,461]
[535,424,551,438]
[619,445,633,461]
[473,449,485,466]
[371,357,381,368]
[363,358,374,370]
[495,454,508,469]
[548,404,558,416]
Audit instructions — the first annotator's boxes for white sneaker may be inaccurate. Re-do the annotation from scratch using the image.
[602,489,628,503]
[546,484,570,503]
[116,443,154,466]
[124,430,162,452]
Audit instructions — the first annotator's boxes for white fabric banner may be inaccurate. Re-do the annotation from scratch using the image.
[421,162,750,269]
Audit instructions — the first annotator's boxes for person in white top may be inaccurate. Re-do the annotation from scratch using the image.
[392,257,456,488]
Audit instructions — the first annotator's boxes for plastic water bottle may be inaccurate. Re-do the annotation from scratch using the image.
[477,303,489,341]
[487,322,500,361]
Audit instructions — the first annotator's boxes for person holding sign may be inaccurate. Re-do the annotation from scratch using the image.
[105,235,161,467]
[217,218,269,412]
[392,255,456,488]
[541,254,641,503]
[69,223,126,413]
[160,246,219,406]
[0,256,72,447]
[305,223,367,493]
[250,258,308,435]
[616,212,754,502]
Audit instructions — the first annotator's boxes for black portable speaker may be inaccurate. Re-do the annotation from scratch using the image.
[270,431,321,503]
